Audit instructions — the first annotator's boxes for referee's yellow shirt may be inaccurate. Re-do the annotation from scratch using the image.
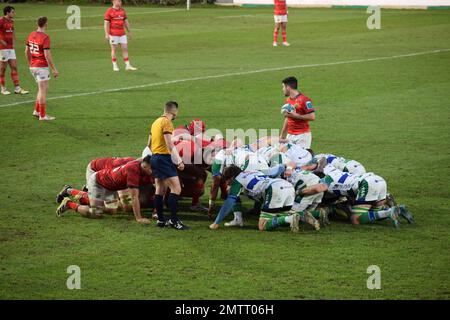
[150,116,174,155]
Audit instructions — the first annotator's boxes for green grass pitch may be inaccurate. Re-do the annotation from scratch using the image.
[0,3,449,299]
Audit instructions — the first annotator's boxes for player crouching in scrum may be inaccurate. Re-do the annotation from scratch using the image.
[210,165,302,232]
[56,156,154,224]
[299,164,414,227]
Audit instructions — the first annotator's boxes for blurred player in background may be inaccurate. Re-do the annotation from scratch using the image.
[104,0,137,72]
[25,16,58,121]
[0,6,28,95]
[273,0,289,47]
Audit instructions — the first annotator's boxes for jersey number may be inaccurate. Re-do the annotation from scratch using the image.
[29,43,39,54]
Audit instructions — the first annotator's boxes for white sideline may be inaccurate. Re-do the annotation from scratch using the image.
[1,48,449,109]
[14,9,187,21]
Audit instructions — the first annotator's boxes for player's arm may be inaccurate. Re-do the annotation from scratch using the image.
[300,183,327,196]
[147,134,152,148]
[286,111,315,121]
[0,23,7,47]
[24,45,31,65]
[124,19,132,39]
[129,187,150,224]
[164,133,184,171]
[104,20,110,41]
[44,49,58,77]
[280,118,288,140]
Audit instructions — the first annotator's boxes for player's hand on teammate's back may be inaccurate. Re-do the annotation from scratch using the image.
[136,217,151,224]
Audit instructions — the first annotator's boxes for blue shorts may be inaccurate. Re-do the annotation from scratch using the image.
[151,154,178,180]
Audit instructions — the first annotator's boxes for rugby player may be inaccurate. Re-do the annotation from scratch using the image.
[0,6,28,95]
[25,17,58,121]
[104,0,137,71]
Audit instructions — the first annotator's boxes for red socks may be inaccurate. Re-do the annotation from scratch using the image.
[67,201,79,212]
[11,71,19,86]
[69,189,90,205]
[273,30,279,42]
[34,101,40,113]
[282,31,287,42]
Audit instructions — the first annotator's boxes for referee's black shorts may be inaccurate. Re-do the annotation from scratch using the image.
[150,154,178,179]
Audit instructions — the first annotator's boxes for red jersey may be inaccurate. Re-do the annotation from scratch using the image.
[26,31,50,68]
[96,160,153,191]
[0,17,14,49]
[285,93,315,135]
[274,0,287,16]
[90,157,135,172]
[104,7,127,36]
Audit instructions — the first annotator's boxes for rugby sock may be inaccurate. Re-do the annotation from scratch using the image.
[67,200,79,212]
[273,30,279,42]
[168,193,180,221]
[39,103,46,118]
[154,194,165,221]
[68,189,89,205]
[11,71,19,86]
[264,215,288,231]
[282,31,287,42]
[352,207,391,224]
[34,101,40,113]
[191,181,204,206]
[124,57,130,67]
[112,57,117,63]
[233,211,243,222]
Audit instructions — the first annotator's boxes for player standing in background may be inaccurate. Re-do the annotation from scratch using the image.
[279,77,315,148]
[273,0,289,47]
[25,17,58,121]
[0,6,28,95]
[104,0,137,72]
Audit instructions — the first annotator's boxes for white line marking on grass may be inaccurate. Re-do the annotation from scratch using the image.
[1,48,449,109]
[14,9,186,21]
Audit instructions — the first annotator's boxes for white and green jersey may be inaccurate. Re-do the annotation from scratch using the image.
[320,165,360,197]
[257,146,290,167]
[283,143,313,167]
[211,148,269,177]
[287,169,321,192]
[229,171,274,202]
[316,153,366,175]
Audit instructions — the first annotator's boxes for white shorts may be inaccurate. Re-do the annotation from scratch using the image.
[263,180,295,210]
[87,172,118,204]
[357,174,387,203]
[109,35,127,45]
[287,132,312,149]
[0,49,16,61]
[29,67,50,83]
[85,163,96,185]
[274,15,288,23]
[292,193,323,212]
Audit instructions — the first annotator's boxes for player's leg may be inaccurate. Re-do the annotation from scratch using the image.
[110,42,119,71]
[258,211,297,231]
[281,21,289,46]
[0,60,8,95]
[154,177,168,225]
[208,175,222,216]
[38,79,54,121]
[8,57,28,94]
[165,176,189,229]
[120,39,137,71]
[224,197,244,227]
[273,21,281,46]
[350,204,398,226]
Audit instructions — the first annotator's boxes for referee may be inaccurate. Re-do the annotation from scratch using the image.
[148,101,189,230]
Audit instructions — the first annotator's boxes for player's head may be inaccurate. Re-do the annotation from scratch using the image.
[3,6,15,18]
[164,101,179,120]
[223,165,242,182]
[141,155,152,175]
[187,119,206,135]
[37,16,47,29]
[282,76,298,96]
[112,0,122,8]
